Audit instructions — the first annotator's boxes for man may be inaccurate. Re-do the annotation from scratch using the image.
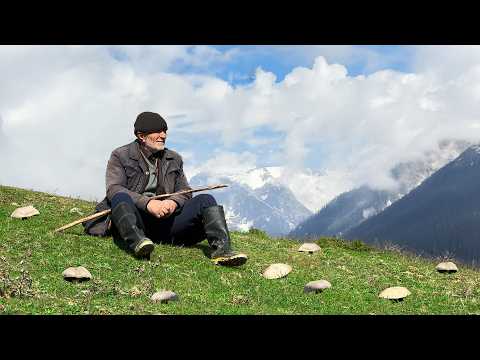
[84,111,247,266]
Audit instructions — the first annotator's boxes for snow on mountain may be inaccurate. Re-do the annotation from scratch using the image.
[392,139,471,196]
[229,167,284,190]
[228,166,354,213]
[290,139,472,239]
[188,168,313,236]
[344,144,480,264]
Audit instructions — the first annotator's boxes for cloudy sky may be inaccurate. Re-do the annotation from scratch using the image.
[1,45,480,209]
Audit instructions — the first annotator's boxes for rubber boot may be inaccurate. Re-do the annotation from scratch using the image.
[202,205,247,266]
[111,202,154,258]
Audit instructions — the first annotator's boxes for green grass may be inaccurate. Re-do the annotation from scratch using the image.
[1,184,480,314]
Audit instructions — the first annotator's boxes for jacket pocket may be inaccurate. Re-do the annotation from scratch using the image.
[165,168,180,192]
[125,166,142,190]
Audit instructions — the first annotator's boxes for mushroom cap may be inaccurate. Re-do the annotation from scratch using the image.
[151,290,179,303]
[304,280,331,293]
[11,205,40,219]
[379,286,411,300]
[436,262,458,272]
[69,207,84,215]
[262,263,292,279]
[298,243,321,254]
[62,266,92,282]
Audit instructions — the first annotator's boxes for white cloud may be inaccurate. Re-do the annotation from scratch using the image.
[411,45,480,81]
[185,151,257,180]
[245,45,411,75]
[0,45,204,201]
[1,45,480,208]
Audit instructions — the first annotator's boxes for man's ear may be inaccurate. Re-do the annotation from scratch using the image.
[136,132,145,142]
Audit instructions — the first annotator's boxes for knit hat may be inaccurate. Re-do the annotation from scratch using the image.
[134,112,168,135]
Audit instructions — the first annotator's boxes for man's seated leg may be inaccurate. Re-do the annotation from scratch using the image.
[167,194,247,266]
[110,192,154,258]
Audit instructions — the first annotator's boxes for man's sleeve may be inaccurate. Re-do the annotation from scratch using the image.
[106,151,151,211]
[169,157,192,209]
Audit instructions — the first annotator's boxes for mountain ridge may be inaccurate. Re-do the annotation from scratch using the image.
[344,145,480,264]
[290,140,471,239]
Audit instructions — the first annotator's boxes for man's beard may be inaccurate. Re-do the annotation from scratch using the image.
[145,141,165,152]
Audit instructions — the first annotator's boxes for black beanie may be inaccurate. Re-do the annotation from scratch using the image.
[134,112,168,135]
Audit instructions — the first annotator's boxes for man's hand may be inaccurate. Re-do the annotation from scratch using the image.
[147,199,178,219]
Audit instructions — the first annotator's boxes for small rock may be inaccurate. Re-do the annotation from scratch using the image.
[298,243,321,254]
[151,290,179,303]
[379,286,411,301]
[69,207,84,216]
[62,266,92,282]
[436,262,458,273]
[304,280,332,294]
[262,263,292,279]
[10,205,40,219]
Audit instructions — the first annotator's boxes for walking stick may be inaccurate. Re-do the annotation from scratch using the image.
[54,184,228,233]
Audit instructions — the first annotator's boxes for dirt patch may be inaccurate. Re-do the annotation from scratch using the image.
[0,257,36,299]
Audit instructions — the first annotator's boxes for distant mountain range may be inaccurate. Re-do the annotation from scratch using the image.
[290,140,471,239]
[344,145,480,264]
[188,140,480,264]
[189,168,312,236]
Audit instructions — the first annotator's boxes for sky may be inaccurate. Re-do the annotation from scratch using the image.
[1,45,480,211]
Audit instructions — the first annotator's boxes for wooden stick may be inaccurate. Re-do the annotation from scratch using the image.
[54,184,228,233]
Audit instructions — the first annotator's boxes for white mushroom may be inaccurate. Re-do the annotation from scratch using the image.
[151,290,179,304]
[379,286,411,301]
[69,207,84,216]
[304,280,331,294]
[10,205,40,219]
[62,266,92,282]
[298,243,321,254]
[262,263,292,279]
[436,262,458,273]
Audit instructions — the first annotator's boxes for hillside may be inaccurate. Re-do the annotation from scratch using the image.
[1,185,480,315]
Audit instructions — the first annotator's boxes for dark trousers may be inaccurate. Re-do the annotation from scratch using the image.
[111,193,217,246]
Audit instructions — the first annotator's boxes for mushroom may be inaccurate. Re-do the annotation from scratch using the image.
[436,262,458,273]
[304,279,332,294]
[298,243,321,254]
[10,205,40,219]
[62,266,92,283]
[262,263,292,279]
[69,207,84,216]
[151,290,179,304]
[379,286,411,302]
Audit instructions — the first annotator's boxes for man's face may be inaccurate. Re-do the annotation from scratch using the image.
[139,130,167,152]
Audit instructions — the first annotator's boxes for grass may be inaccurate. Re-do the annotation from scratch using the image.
[1,184,480,315]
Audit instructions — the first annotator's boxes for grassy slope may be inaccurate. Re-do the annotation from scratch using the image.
[1,184,480,315]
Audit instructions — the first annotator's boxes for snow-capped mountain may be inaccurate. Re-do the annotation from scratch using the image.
[290,140,471,239]
[188,168,313,236]
[224,166,354,213]
[344,144,480,264]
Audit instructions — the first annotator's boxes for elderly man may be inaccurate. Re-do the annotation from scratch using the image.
[84,111,247,266]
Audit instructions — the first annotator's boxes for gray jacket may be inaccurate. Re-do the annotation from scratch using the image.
[83,140,192,236]
[105,140,192,210]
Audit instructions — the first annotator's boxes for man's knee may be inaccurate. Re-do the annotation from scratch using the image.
[193,194,217,208]
[111,192,134,209]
